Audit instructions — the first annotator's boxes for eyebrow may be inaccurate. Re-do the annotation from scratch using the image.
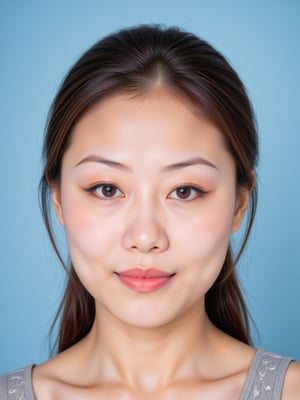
[75,155,131,170]
[162,157,218,171]
[75,155,218,171]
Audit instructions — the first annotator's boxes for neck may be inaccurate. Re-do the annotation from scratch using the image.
[82,300,220,392]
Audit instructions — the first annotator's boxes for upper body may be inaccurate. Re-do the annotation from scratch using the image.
[6,25,300,400]
[0,348,299,399]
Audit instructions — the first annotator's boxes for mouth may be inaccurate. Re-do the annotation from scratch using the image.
[115,268,175,293]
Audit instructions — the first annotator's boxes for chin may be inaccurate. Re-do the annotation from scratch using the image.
[101,301,181,330]
[106,297,200,331]
[119,314,177,330]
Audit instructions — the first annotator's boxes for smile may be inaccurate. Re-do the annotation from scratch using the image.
[115,268,175,293]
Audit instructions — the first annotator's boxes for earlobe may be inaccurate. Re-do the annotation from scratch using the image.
[231,189,250,232]
[50,183,64,226]
[232,172,255,233]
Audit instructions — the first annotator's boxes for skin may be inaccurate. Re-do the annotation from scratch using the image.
[32,91,300,399]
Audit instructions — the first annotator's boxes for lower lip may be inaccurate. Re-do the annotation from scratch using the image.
[116,274,174,293]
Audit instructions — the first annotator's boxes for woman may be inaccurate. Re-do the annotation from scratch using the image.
[1,24,299,399]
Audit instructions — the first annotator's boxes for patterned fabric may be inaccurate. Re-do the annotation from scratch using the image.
[0,366,35,400]
[0,350,293,399]
[240,350,293,399]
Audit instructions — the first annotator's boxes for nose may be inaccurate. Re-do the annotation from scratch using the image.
[122,208,169,254]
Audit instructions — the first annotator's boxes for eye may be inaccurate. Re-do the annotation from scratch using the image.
[168,185,208,201]
[86,183,124,200]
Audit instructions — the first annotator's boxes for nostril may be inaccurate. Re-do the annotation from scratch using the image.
[122,219,169,253]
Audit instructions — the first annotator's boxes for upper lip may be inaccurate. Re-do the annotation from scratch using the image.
[116,268,174,279]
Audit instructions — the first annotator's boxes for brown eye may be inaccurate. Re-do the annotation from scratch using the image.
[168,185,207,201]
[176,187,192,199]
[87,183,123,200]
[99,184,117,197]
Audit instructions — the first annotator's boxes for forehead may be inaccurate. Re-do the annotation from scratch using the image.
[61,92,237,178]
[70,91,227,155]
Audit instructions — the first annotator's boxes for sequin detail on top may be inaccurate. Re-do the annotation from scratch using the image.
[0,366,35,400]
[8,371,25,399]
[0,351,293,400]
[240,350,293,400]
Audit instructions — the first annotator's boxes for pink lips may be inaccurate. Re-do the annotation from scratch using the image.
[116,268,174,293]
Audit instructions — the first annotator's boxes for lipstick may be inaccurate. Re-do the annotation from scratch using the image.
[116,268,174,293]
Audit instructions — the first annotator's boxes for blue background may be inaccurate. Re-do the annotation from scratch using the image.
[0,0,299,373]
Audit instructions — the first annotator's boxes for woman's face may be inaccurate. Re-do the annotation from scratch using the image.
[52,91,250,328]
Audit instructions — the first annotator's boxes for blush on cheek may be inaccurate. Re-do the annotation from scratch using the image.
[204,205,233,240]
[180,204,233,264]
[61,197,106,256]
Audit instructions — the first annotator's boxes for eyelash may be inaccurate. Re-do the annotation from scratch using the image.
[85,183,208,201]
[168,185,208,201]
[86,183,124,200]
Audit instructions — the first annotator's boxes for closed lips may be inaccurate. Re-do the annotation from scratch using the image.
[116,268,174,279]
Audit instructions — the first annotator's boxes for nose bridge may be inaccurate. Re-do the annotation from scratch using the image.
[122,189,169,253]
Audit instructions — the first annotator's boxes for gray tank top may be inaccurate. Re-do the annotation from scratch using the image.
[0,349,293,399]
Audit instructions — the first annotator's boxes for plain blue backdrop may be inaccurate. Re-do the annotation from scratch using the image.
[0,0,299,373]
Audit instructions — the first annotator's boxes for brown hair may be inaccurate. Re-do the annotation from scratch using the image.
[40,24,258,353]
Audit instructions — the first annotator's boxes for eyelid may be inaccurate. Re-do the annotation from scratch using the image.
[85,182,124,200]
[167,184,209,201]
[83,182,208,202]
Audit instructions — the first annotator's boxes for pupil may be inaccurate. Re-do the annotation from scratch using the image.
[103,185,116,197]
[177,187,191,199]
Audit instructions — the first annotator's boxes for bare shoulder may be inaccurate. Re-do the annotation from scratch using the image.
[32,345,84,400]
[32,354,66,400]
[282,361,300,400]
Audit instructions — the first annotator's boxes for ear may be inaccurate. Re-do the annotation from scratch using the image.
[50,182,64,226]
[231,172,255,233]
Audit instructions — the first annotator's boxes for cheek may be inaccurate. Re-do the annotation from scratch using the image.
[174,195,235,262]
[60,190,116,259]
[172,198,235,297]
